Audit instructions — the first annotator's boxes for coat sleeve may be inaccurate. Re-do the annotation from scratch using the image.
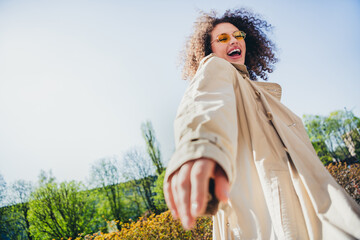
[164,56,238,186]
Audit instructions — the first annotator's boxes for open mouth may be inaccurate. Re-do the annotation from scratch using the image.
[227,49,241,57]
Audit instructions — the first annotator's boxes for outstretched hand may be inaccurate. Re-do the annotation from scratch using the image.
[163,158,230,230]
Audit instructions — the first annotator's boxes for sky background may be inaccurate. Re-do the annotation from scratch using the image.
[0,0,359,185]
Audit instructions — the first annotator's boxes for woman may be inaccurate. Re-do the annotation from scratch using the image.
[164,9,360,239]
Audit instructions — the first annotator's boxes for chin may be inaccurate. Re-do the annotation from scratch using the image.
[225,55,243,64]
[229,59,245,65]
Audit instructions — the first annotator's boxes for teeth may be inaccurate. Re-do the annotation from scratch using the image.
[228,49,241,55]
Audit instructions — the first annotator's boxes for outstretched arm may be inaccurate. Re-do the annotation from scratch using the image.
[164,158,229,229]
[164,56,238,230]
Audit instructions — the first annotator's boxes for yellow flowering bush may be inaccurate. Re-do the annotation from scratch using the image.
[326,162,360,204]
[74,211,212,240]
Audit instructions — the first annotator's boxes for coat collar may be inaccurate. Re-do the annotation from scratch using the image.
[231,63,250,79]
[230,61,282,101]
[203,54,282,101]
[205,53,251,78]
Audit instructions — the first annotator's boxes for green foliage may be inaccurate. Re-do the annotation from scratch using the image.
[90,158,126,223]
[9,180,33,240]
[0,174,6,206]
[0,179,33,240]
[132,175,159,214]
[122,148,159,214]
[118,181,147,221]
[310,140,333,165]
[28,181,99,239]
[349,129,360,158]
[0,174,7,237]
[1,205,30,240]
[141,121,165,175]
[38,169,56,185]
[153,171,168,212]
[303,109,360,164]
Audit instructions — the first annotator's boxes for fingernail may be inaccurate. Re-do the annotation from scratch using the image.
[223,190,230,203]
[183,223,190,230]
[225,190,230,199]
[191,202,199,216]
[171,210,178,219]
[182,217,192,230]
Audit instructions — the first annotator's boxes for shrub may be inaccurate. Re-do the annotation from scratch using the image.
[326,162,360,204]
[76,211,212,240]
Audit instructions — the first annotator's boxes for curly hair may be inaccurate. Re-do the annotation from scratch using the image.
[181,9,278,81]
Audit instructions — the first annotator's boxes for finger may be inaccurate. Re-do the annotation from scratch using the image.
[190,158,216,218]
[214,165,230,203]
[164,173,179,219]
[171,172,181,219]
[176,161,195,230]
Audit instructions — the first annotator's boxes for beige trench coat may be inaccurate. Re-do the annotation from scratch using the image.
[165,54,360,239]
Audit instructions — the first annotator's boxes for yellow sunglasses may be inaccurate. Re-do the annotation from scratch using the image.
[211,30,246,44]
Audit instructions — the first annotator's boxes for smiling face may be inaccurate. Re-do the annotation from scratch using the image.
[210,22,246,65]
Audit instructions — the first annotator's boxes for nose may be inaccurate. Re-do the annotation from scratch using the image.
[229,35,238,45]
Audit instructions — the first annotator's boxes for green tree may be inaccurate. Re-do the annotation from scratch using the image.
[122,148,159,214]
[0,174,5,206]
[28,180,97,239]
[0,173,9,238]
[141,121,165,175]
[38,169,56,185]
[303,109,360,164]
[310,140,333,165]
[7,180,33,240]
[90,157,126,223]
[120,181,145,220]
[153,170,167,212]
[0,178,34,240]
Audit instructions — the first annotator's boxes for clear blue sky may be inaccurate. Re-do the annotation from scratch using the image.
[0,0,359,184]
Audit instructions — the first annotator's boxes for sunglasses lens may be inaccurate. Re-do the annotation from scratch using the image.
[213,31,246,44]
[217,33,230,43]
[233,31,245,40]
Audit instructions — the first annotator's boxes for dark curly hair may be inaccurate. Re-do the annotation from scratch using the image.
[181,9,277,81]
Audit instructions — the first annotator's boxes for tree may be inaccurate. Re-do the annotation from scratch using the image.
[7,180,34,240]
[0,178,34,240]
[28,180,97,239]
[0,173,6,207]
[0,173,9,239]
[89,157,126,222]
[38,169,56,186]
[303,109,360,164]
[153,171,168,212]
[141,121,165,175]
[310,139,333,165]
[122,148,159,214]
